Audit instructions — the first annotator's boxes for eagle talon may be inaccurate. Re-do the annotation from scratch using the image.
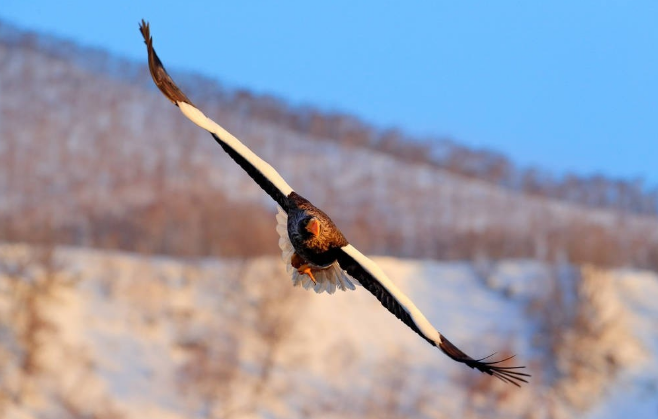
[291,253,317,283]
[298,264,317,284]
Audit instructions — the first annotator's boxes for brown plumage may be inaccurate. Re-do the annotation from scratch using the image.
[287,192,348,268]
[139,20,193,106]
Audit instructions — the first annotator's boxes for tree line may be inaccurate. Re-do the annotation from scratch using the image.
[2,19,656,216]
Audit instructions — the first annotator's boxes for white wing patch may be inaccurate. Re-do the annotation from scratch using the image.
[341,244,443,344]
[178,102,294,197]
[276,207,359,294]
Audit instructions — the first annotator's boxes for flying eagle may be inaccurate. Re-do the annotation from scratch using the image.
[139,21,529,386]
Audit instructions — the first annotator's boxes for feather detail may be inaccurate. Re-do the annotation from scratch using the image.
[276,207,359,294]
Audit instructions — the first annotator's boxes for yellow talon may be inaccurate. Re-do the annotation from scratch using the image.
[298,264,317,284]
[291,253,317,283]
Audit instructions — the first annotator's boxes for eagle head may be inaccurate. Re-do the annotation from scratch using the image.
[296,215,322,242]
[290,214,331,254]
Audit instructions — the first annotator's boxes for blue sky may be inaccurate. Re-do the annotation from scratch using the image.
[2,1,657,183]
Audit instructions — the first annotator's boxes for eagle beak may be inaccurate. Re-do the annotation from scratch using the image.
[305,218,321,237]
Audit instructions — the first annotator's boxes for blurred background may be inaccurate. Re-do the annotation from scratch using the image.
[1,1,657,418]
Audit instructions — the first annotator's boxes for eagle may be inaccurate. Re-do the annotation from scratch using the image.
[139,20,529,386]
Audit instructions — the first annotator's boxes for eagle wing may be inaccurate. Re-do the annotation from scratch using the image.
[139,20,529,386]
[337,244,530,386]
[139,20,293,211]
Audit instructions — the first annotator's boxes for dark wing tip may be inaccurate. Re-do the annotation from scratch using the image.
[439,336,530,387]
[139,20,154,53]
[137,20,193,106]
[139,19,150,43]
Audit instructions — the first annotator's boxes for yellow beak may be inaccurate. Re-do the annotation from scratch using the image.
[305,218,320,237]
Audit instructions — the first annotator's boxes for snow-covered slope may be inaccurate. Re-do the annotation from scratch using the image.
[1,244,656,419]
[2,32,658,264]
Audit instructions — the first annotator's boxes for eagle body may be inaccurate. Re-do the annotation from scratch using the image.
[139,20,529,387]
[286,192,348,268]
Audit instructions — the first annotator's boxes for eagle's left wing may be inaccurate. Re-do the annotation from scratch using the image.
[139,20,293,211]
[336,244,530,386]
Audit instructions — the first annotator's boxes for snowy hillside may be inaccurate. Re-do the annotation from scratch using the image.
[1,244,656,419]
[2,26,658,268]
[1,20,658,419]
